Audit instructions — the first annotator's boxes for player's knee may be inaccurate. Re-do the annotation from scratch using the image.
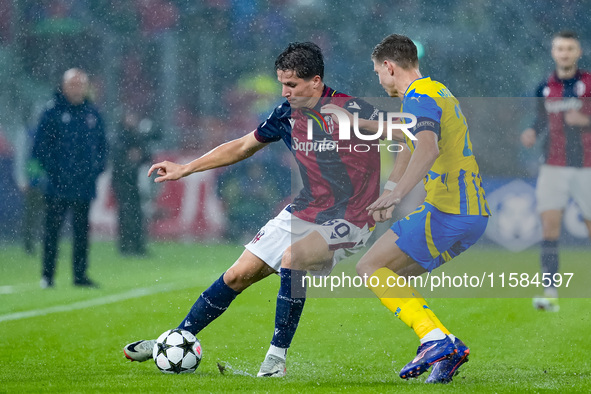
[541,213,562,240]
[356,255,392,278]
[280,247,293,269]
[222,269,241,291]
[281,247,316,270]
[541,222,560,239]
[542,232,560,241]
[223,267,254,292]
[355,264,364,277]
[541,225,561,240]
[356,259,373,278]
[281,246,309,270]
[585,220,591,238]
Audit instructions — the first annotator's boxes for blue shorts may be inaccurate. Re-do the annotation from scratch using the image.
[391,203,488,272]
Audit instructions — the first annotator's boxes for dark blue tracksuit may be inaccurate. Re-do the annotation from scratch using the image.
[32,91,107,283]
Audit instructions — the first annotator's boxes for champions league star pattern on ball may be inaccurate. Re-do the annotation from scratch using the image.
[153,329,202,374]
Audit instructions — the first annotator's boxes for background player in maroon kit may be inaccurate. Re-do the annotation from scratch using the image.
[521,31,591,311]
[123,42,382,376]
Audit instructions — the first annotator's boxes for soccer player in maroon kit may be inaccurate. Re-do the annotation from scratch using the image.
[521,31,591,311]
[123,42,382,376]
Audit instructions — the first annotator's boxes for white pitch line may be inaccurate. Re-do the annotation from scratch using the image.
[0,286,15,294]
[0,284,184,323]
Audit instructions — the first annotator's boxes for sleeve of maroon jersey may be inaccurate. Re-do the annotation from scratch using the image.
[343,98,379,120]
[341,97,381,137]
[580,72,591,118]
[254,101,290,143]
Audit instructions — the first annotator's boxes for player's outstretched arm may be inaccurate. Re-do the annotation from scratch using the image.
[147,131,267,183]
[367,130,438,216]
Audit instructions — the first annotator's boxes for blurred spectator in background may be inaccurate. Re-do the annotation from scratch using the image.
[0,127,22,241]
[112,110,159,256]
[13,123,46,254]
[32,68,107,288]
[217,158,285,243]
[216,74,292,242]
[520,31,591,312]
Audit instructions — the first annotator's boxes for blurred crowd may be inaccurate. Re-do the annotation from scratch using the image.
[0,0,590,242]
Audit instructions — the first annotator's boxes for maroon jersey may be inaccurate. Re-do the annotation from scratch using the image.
[532,70,591,167]
[254,86,381,228]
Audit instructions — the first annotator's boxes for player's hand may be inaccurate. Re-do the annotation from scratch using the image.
[565,110,591,127]
[367,191,401,222]
[520,128,536,148]
[321,104,354,125]
[147,161,185,183]
[372,206,395,222]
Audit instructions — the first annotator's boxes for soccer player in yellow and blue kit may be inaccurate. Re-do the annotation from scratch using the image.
[355,34,490,383]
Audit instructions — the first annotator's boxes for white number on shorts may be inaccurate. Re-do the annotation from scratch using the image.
[322,220,351,238]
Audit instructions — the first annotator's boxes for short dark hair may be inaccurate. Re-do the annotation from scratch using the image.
[554,30,578,40]
[275,42,324,80]
[372,34,418,69]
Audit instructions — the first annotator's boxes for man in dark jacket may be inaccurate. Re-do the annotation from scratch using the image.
[32,68,107,288]
[112,111,157,256]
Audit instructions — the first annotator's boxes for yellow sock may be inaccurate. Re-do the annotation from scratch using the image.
[369,267,449,339]
[424,305,450,335]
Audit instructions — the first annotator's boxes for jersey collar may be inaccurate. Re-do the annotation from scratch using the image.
[551,69,581,83]
[313,85,336,110]
[403,76,431,97]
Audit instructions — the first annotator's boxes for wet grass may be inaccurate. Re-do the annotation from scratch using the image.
[1,242,590,392]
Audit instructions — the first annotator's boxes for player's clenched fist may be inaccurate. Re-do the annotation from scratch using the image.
[372,208,394,223]
[147,161,187,183]
[367,191,401,222]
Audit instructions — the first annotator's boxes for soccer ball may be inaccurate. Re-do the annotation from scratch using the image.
[152,329,202,374]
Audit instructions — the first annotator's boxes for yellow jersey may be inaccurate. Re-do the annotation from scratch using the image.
[401,76,490,216]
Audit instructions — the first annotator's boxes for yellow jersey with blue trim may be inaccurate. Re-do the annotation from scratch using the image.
[401,76,490,216]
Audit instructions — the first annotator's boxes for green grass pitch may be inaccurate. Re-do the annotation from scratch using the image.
[1,241,589,392]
